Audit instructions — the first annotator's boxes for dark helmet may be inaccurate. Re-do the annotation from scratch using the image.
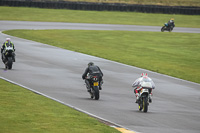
[88,62,94,67]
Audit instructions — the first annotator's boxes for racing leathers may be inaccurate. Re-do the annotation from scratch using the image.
[132,76,155,103]
[167,20,175,29]
[1,41,15,63]
[82,65,103,91]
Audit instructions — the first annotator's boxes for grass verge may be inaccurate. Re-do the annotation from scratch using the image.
[0,79,121,133]
[0,6,200,28]
[3,29,200,84]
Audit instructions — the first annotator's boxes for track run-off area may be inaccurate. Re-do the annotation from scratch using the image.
[0,21,200,133]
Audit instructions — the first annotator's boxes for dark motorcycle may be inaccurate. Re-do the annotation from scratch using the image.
[138,87,152,113]
[2,47,15,69]
[161,23,174,32]
[85,74,100,100]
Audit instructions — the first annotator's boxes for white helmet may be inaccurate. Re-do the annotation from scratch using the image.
[6,38,11,42]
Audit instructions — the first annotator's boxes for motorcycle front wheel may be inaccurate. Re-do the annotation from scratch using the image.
[161,26,165,32]
[6,57,13,69]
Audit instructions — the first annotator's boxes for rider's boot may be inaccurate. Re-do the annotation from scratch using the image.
[149,93,152,103]
[13,56,15,62]
[99,80,103,90]
[11,53,15,62]
[99,86,102,90]
[135,93,139,103]
[85,80,91,92]
[1,54,4,62]
[12,56,15,62]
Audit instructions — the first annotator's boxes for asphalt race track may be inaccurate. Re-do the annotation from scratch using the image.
[0,21,200,133]
[1,21,200,33]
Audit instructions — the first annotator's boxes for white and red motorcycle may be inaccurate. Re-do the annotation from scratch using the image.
[137,82,152,113]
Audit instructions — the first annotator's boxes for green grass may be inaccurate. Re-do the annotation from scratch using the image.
[0,79,121,133]
[3,29,200,84]
[0,6,200,28]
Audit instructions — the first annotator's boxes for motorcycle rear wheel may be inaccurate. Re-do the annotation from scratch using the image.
[143,97,148,112]
[93,86,99,100]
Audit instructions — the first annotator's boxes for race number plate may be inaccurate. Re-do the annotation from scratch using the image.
[93,82,98,86]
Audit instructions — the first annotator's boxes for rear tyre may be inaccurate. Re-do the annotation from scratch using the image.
[143,97,148,112]
[93,86,99,100]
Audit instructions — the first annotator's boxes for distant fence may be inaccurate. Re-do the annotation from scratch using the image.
[0,0,200,15]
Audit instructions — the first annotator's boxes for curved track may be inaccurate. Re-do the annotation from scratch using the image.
[0,21,200,133]
[1,21,200,33]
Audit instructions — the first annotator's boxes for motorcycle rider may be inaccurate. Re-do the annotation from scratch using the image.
[82,62,103,92]
[132,73,155,103]
[1,38,15,63]
[167,18,175,29]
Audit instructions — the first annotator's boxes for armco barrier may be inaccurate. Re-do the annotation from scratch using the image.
[0,0,199,15]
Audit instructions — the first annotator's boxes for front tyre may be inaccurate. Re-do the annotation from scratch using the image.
[7,57,13,69]
[93,86,99,100]
[161,26,165,32]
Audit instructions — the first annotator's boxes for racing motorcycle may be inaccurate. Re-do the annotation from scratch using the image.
[85,74,100,100]
[2,47,15,70]
[161,23,174,32]
[137,82,152,112]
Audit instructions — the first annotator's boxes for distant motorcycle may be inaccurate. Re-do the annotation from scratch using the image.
[137,82,152,112]
[85,74,100,100]
[161,23,174,32]
[2,47,15,69]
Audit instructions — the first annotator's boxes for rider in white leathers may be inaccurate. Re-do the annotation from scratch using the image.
[132,73,155,103]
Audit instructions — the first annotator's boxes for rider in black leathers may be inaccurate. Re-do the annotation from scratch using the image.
[82,62,103,91]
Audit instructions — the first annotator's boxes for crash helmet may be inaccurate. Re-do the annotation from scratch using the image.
[141,73,148,77]
[88,62,94,67]
[6,38,11,42]
[170,18,174,22]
